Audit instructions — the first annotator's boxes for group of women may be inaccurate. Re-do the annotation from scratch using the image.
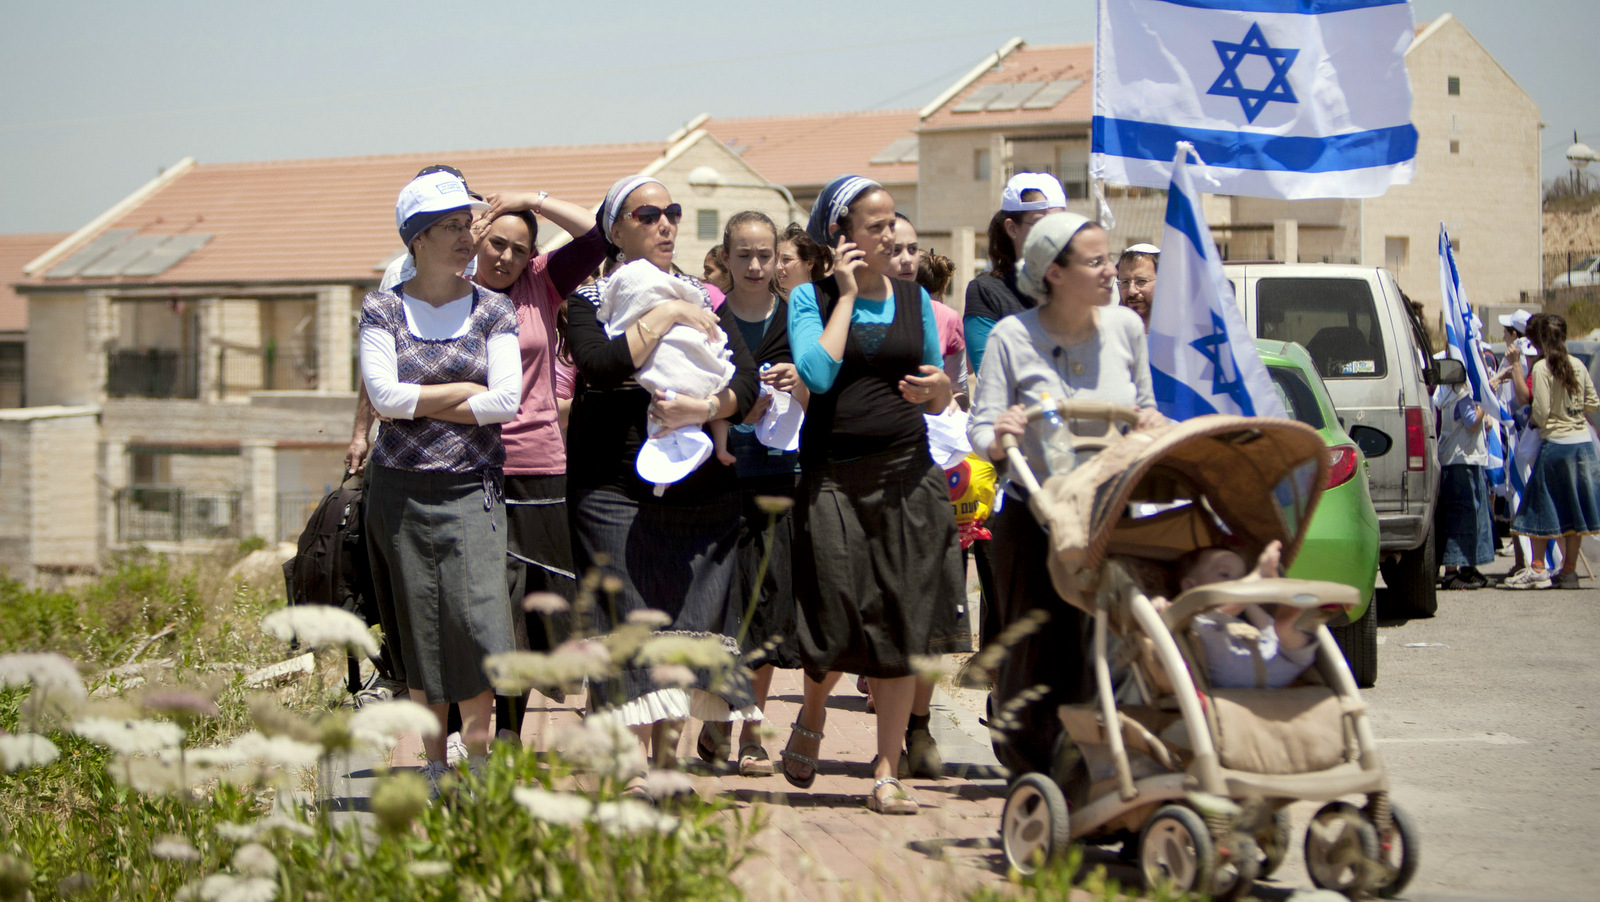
[354,165,1164,814]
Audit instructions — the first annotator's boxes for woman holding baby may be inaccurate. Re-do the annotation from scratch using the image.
[565,176,762,785]
[966,211,1164,778]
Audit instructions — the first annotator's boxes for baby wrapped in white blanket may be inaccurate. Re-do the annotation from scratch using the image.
[597,260,737,490]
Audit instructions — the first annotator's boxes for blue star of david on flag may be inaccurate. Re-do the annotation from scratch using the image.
[1190,310,1254,413]
[1207,22,1299,123]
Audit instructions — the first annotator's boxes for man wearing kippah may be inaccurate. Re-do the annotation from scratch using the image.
[1116,243,1159,329]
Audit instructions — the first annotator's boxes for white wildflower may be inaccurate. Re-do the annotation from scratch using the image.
[649,663,696,688]
[231,843,277,878]
[0,652,87,714]
[625,608,673,629]
[512,786,593,826]
[407,861,451,878]
[594,799,679,836]
[644,768,695,799]
[214,822,258,843]
[349,699,441,749]
[522,592,570,615]
[260,605,379,658]
[228,731,323,769]
[484,639,613,693]
[554,717,647,781]
[151,835,200,862]
[253,812,314,838]
[0,733,59,771]
[73,716,185,755]
[113,754,191,795]
[194,874,278,902]
[635,635,735,670]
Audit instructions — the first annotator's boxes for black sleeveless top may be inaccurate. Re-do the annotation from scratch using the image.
[799,275,929,469]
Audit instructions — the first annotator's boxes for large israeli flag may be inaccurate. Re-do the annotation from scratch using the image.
[1092,0,1419,199]
[1438,224,1504,424]
[1149,144,1287,420]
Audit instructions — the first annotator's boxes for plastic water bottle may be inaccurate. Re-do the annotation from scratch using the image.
[1038,392,1076,476]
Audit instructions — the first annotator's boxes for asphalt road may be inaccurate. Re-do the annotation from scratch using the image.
[1260,541,1600,901]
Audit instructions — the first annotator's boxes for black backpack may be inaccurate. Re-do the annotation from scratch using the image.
[282,474,389,692]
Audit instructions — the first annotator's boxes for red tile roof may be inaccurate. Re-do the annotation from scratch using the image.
[0,233,67,332]
[704,110,921,189]
[921,43,1093,131]
[24,143,669,288]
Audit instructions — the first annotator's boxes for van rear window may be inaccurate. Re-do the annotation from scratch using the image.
[1255,278,1387,379]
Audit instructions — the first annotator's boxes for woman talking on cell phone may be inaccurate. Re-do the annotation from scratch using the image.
[780,175,964,815]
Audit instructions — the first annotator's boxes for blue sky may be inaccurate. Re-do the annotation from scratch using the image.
[1,0,1593,233]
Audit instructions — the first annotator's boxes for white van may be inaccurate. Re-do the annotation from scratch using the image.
[1225,263,1462,618]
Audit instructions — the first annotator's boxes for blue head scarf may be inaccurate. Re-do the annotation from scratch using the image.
[805,175,882,247]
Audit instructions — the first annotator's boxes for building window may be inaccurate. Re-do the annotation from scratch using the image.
[130,452,173,486]
[974,149,991,181]
[1450,139,1460,154]
[0,342,21,408]
[1450,238,1461,254]
[1384,236,1409,272]
[1447,75,1460,96]
[696,209,719,241]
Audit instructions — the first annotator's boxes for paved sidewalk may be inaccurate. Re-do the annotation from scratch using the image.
[317,669,1033,900]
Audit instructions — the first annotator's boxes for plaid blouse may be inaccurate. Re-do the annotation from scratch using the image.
[362,287,518,473]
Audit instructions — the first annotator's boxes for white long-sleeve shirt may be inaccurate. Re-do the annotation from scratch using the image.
[360,291,519,425]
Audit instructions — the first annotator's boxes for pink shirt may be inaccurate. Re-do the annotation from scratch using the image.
[501,252,572,476]
[930,299,968,392]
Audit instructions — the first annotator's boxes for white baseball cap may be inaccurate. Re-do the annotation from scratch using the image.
[396,169,488,246]
[1001,172,1068,212]
[1497,309,1532,332]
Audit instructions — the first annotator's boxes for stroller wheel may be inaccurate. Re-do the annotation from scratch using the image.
[1139,804,1216,895]
[1000,773,1070,876]
[1304,801,1380,894]
[1366,800,1421,898]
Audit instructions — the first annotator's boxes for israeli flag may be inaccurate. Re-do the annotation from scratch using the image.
[1149,143,1287,420]
[1437,224,1505,425]
[1092,0,1419,199]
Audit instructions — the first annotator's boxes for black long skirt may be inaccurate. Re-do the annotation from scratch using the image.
[793,445,966,682]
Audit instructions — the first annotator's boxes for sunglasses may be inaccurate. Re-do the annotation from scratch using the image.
[625,203,684,226]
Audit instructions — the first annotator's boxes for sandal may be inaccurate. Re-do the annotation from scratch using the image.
[780,721,824,789]
[866,777,919,815]
[738,742,775,777]
[696,721,731,772]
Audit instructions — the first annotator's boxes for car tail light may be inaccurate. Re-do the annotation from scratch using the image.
[1404,406,1426,471]
[1327,444,1360,488]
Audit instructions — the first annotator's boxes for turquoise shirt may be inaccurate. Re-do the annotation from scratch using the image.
[788,282,943,393]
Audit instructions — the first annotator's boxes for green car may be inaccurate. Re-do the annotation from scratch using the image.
[1257,339,1383,687]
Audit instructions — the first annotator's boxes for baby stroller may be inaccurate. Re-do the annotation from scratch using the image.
[994,400,1419,900]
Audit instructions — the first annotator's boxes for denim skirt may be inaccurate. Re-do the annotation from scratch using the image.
[365,465,515,705]
[1437,464,1495,566]
[1512,440,1600,538]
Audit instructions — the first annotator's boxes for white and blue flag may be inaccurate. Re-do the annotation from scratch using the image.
[1148,143,1287,420]
[1437,224,1506,425]
[1092,0,1419,199]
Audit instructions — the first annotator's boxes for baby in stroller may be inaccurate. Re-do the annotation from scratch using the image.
[1154,541,1316,690]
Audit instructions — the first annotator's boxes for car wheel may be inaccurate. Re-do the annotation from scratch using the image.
[1379,528,1437,619]
[1331,592,1379,687]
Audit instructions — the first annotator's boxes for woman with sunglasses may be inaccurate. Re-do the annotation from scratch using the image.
[966,212,1161,778]
[566,176,762,784]
[781,175,964,815]
[360,169,520,789]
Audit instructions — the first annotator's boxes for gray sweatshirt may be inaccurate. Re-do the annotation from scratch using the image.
[968,304,1154,480]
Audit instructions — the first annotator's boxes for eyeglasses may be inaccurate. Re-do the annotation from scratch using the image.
[1071,255,1113,269]
[429,219,472,237]
[1121,277,1156,289]
[625,203,684,226]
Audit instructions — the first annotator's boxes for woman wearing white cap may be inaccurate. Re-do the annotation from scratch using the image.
[966,211,1161,777]
[360,168,521,787]
[565,176,762,782]
[963,172,1068,374]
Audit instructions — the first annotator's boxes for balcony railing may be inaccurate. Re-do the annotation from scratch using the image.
[275,490,326,542]
[115,487,242,543]
[106,349,200,399]
[219,347,318,395]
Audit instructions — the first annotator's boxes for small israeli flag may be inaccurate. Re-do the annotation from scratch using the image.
[1149,144,1287,420]
[1438,224,1505,424]
[1092,0,1419,199]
